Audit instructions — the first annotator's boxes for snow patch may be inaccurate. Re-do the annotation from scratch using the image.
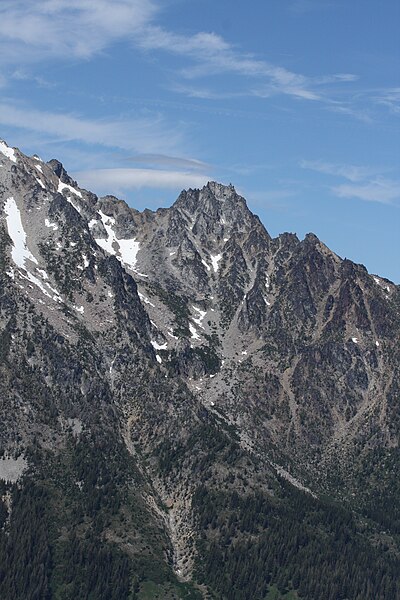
[0,141,16,163]
[189,323,200,340]
[67,196,81,213]
[192,306,207,329]
[58,180,82,198]
[118,237,141,270]
[95,210,142,274]
[373,276,390,293]
[352,337,358,344]
[35,164,43,173]
[4,197,38,269]
[35,177,46,189]
[210,253,222,273]
[151,340,168,351]
[156,354,162,364]
[36,268,48,280]
[96,211,117,255]
[74,305,84,314]
[138,292,155,307]
[45,218,58,231]
[202,259,211,271]
[375,340,380,347]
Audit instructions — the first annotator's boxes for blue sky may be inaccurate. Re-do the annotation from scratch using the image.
[0,0,399,282]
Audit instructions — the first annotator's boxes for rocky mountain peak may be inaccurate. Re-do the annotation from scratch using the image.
[47,158,78,188]
[173,181,250,223]
[1,140,400,599]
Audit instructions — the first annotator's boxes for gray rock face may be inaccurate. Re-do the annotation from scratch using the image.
[1,138,399,479]
[0,139,400,597]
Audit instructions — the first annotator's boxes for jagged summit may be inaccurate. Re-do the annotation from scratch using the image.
[173,181,250,220]
[47,158,79,188]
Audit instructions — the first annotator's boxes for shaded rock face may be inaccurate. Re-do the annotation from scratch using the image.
[0,140,400,598]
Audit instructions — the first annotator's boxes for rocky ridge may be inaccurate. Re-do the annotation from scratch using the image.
[0,139,400,599]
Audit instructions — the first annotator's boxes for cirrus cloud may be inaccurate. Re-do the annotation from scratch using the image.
[0,0,359,108]
[301,160,400,205]
[73,167,212,195]
[333,179,400,205]
[0,101,183,155]
[0,0,157,63]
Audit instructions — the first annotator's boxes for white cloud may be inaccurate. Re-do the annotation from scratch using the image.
[301,160,400,204]
[0,102,183,154]
[315,74,359,84]
[11,69,55,88]
[135,24,363,108]
[73,168,211,194]
[333,180,400,204]
[138,26,326,101]
[375,88,400,115]
[0,1,358,107]
[300,160,387,182]
[0,0,157,62]
[125,154,210,171]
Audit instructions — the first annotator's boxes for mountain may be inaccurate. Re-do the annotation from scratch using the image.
[0,139,399,600]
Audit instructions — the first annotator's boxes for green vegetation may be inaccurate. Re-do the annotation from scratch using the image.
[138,580,202,600]
[193,480,400,600]
[0,434,201,600]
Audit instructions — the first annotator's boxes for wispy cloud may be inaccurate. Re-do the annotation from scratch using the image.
[324,102,373,124]
[0,0,157,63]
[300,160,387,182]
[0,0,355,108]
[125,154,210,171]
[0,102,183,154]
[138,25,357,104]
[0,1,359,110]
[374,88,400,115]
[11,69,56,88]
[333,180,400,204]
[301,160,400,204]
[73,167,211,195]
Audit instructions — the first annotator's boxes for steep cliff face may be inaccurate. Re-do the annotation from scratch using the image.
[0,140,399,599]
